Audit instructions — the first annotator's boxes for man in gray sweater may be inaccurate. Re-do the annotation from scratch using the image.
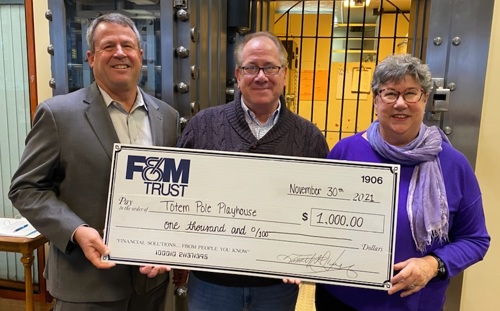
[177,31,329,311]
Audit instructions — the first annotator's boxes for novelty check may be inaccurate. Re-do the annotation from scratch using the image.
[103,144,400,290]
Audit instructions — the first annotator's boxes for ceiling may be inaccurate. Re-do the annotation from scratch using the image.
[274,0,411,13]
[274,0,411,24]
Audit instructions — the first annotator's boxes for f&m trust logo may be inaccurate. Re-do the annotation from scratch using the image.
[125,155,190,197]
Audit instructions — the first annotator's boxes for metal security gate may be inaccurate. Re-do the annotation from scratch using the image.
[243,0,493,165]
[268,0,411,148]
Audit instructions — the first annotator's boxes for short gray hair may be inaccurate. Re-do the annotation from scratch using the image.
[371,54,433,94]
[86,13,142,53]
[234,31,288,67]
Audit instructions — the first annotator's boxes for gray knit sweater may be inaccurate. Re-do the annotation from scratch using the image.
[176,94,329,287]
[177,94,329,158]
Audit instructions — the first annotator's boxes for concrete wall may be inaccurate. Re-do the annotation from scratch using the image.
[461,1,500,310]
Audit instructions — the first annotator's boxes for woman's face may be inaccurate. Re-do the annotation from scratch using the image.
[374,75,429,146]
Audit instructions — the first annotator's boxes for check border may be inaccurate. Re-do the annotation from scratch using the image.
[103,144,400,290]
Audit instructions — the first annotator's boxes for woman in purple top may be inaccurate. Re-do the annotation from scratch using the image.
[316,54,490,311]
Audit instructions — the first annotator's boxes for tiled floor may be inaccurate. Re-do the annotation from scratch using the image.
[0,282,315,311]
[0,297,54,311]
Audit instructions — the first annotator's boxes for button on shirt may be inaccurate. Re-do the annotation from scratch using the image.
[241,100,280,139]
[99,87,153,146]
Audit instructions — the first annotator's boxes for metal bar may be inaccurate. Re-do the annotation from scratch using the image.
[324,0,338,141]
[309,0,321,122]
[295,1,306,113]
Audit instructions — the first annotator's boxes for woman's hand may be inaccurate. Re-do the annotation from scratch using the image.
[388,256,438,297]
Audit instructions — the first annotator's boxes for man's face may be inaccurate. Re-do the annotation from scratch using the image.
[87,22,143,96]
[235,37,287,111]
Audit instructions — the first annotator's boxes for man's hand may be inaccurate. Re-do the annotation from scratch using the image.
[139,265,172,278]
[283,278,301,284]
[73,226,115,269]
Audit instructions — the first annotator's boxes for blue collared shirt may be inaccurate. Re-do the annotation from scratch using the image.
[241,99,281,139]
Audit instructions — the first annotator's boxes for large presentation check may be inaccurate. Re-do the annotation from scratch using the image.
[103,144,400,290]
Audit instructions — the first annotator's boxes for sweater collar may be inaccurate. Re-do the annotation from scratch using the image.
[226,93,295,144]
[240,98,281,126]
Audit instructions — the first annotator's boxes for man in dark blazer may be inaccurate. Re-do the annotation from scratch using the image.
[9,13,178,311]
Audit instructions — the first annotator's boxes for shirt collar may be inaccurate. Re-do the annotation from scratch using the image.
[98,86,147,112]
[240,98,281,124]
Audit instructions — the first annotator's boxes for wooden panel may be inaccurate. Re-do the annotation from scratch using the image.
[0,2,33,284]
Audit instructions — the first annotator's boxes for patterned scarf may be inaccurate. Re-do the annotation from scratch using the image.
[367,121,449,252]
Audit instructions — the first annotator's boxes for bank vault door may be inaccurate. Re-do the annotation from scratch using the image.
[46,0,228,127]
[413,0,494,168]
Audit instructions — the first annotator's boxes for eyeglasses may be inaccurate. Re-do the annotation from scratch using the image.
[377,88,425,104]
[239,65,282,76]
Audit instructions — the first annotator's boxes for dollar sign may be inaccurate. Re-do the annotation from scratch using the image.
[302,212,308,221]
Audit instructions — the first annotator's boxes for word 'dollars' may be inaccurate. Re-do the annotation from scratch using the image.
[125,155,190,197]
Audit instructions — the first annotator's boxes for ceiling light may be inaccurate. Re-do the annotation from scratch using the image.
[128,0,159,4]
[344,0,371,7]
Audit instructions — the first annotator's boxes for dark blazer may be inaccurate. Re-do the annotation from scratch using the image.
[9,83,179,302]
